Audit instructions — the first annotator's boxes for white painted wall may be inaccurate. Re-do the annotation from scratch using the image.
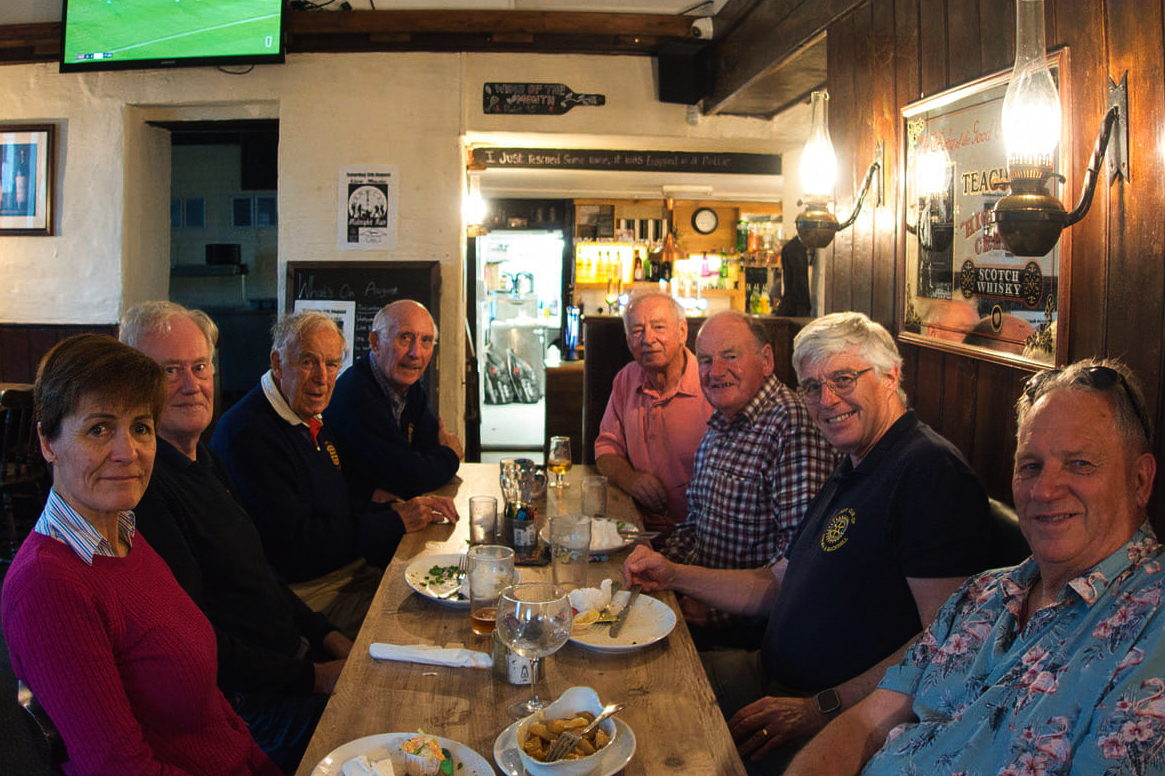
[0,51,789,428]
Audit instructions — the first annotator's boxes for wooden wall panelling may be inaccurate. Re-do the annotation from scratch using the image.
[917,0,948,97]
[947,0,983,85]
[1105,0,1165,402]
[869,0,900,327]
[906,344,945,428]
[979,0,1016,74]
[0,327,33,384]
[971,360,1025,503]
[1056,1,1109,362]
[848,2,877,318]
[940,353,980,464]
[0,324,119,383]
[892,0,921,332]
[824,11,857,314]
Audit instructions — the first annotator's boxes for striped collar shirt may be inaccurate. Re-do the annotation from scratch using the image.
[261,368,323,443]
[34,488,136,565]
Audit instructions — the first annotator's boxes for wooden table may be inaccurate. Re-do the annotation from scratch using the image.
[295,463,746,775]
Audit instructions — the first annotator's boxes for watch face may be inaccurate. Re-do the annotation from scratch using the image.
[692,207,719,234]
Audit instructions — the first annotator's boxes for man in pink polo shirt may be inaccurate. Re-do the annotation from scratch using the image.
[595,292,714,536]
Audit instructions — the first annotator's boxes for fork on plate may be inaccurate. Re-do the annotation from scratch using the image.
[433,553,468,600]
[544,702,625,762]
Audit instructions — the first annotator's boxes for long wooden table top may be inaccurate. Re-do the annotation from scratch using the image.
[295,463,746,775]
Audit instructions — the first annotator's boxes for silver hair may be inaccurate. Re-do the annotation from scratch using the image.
[792,312,907,404]
[1016,358,1152,454]
[271,311,348,362]
[372,299,438,342]
[119,300,218,352]
[622,291,686,334]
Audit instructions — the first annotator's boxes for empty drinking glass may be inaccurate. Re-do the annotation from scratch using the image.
[549,514,592,590]
[469,495,498,545]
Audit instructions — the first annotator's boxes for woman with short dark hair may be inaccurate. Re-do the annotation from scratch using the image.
[1,334,279,775]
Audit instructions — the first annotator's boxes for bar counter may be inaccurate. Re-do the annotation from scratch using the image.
[294,463,746,775]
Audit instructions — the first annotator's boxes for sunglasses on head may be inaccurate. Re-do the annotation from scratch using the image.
[1024,365,1152,444]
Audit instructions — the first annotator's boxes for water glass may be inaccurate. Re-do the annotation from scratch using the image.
[495,582,573,717]
[469,495,498,545]
[549,514,592,590]
[581,475,608,519]
[467,545,516,637]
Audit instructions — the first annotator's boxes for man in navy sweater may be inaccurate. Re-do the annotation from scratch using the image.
[325,300,462,500]
[123,302,349,772]
[210,310,457,639]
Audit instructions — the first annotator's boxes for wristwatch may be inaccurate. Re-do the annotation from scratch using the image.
[816,688,842,719]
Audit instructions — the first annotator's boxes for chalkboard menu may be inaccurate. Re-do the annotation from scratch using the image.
[286,261,441,406]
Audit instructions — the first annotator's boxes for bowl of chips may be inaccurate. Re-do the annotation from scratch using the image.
[515,686,617,776]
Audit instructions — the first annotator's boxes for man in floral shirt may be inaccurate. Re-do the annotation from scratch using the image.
[788,358,1165,776]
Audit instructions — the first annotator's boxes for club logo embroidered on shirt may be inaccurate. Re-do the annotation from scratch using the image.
[325,441,341,469]
[821,508,856,552]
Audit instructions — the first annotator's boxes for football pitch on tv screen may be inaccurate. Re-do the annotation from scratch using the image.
[64,0,282,65]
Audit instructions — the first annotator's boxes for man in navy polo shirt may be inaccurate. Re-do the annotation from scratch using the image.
[625,312,993,774]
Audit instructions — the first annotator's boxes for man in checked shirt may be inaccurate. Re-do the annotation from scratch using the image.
[628,312,992,775]
[659,310,839,648]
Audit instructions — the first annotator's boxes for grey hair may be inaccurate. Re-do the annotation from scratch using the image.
[372,299,438,341]
[793,312,906,404]
[271,311,348,362]
[1016,358,1152,454]
[120,300,218,352]
[622,291,686,334]
[697,309,772,353]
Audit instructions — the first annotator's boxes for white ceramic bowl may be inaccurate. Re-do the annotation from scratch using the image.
[515,686,618,776]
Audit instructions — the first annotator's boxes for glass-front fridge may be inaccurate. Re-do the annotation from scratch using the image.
[475,229,566,452]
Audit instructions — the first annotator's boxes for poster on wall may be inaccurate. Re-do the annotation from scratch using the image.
[899,52,1068,366]
[0,124,55,236]
[292,299,356,373]
[338,164,398,250]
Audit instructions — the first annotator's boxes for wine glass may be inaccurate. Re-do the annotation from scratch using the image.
[495,582,573,718]
[547,436,572,489]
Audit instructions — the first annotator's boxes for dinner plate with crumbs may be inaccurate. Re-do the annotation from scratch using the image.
[405,553,469,609]
[493,717,636,776]
[569,592,676,653]
[312,732,493,775]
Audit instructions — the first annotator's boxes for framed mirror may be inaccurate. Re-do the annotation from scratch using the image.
[899,50,1069,366]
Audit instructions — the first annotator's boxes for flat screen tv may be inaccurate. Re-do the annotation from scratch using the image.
[60,0,286,73]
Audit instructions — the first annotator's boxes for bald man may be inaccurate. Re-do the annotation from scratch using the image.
[325,300,463,501]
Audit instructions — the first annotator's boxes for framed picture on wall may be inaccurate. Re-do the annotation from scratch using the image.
[899,50,1070,367]
[0,124,56,236]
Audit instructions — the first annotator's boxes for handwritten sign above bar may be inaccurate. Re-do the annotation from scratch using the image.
[470,147,782,176]
[483,83,606,115]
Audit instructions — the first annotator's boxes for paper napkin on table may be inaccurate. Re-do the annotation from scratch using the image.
[369,643,492,669]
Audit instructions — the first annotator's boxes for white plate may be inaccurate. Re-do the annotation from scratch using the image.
[493,717,636,776]
[569,592,677,653]
[405,553,469,609]
[312,732,493,776]
[539,518,635,555]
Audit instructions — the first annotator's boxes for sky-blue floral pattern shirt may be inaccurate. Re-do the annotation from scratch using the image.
[865,521,1165,776]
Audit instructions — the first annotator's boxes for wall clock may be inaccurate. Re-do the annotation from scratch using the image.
[691,207,719,235]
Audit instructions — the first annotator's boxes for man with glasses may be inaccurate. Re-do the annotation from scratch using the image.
[122,302,351,771]
[789,359,1165,775]
[595,292,714,535]
[325,299,462,501]
[625,312,992,773]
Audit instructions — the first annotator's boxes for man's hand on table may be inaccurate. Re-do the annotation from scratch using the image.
[394,495,459,532]
[623,545,678,592]
[627,471,669,514]
[323,630,353,659]
[729,695,827,762]
[313,658,347,695]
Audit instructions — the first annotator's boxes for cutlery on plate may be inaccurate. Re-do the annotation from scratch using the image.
[617,529,660,541]
[608,584,642,637]
[594,579,623,623]
[544,702,625,762]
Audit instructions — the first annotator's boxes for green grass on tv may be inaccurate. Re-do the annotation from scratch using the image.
[65,0,281,63]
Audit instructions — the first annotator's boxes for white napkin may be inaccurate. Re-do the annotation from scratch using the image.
[369,643,492,669]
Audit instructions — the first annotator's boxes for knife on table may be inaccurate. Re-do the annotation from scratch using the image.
[609,583,642,638]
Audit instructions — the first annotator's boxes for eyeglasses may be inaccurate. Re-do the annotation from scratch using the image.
[797,368,873,404]
[1024,365,1152,443]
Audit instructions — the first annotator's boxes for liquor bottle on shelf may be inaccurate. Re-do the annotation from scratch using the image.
[633,249,645,281]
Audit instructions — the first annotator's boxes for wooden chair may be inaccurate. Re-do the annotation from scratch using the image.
[1,385,48,564]
[17,680,67,774]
